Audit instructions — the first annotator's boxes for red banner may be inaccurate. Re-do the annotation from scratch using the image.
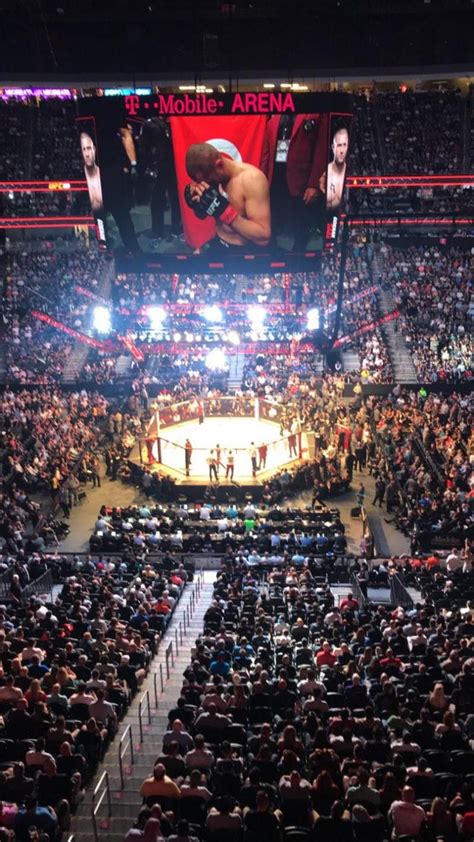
[74,285,109,306]
[333,309,400,348]
[170,115,268,249]
[31,311,109,350]
[119,335,145,362]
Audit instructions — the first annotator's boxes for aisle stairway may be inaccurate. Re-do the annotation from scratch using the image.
[378,287,418,383]
[62,257,116,384]
[340,348,360,374]
[371,250,418,384]
[71,573,214,842]
[227,353,245,390]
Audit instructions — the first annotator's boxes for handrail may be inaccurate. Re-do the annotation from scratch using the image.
[118,724,135,789]
[91,770,111,842]
[165,641,174,680]
[22,568,53,601]
[350,571,366,607]
[138,689,151,743]
[390,572,414,608]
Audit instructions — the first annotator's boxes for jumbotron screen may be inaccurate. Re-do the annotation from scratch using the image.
[77,92,353,258]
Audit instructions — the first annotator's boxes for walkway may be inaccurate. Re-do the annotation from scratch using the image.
[70,572,215,842]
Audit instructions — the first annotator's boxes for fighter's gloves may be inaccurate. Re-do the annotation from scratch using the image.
[184,184,208,220]
[184,184,238,226]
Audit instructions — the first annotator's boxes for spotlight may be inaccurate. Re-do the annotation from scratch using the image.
[307,307,320,331]
[248,305,266,326]
[205,348,227,371]
[173,332,182,342]
[185,332,194,342]
[226,330,240,346]
[93,306,112,334]
[147,306,167,330]
[203,305,223,323]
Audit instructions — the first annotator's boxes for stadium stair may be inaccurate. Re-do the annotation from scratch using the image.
[62,344,90,385]
[70,576,214,842]
[340,348,361,374]
[371,251,417,383]
[115,354,133,378]
[227,352,246,390]
[62,257,116,384]
[378,287,418,383]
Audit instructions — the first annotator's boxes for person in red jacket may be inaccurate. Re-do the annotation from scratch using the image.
[260,113,328,251]
[340,593,359,612]
[316,641,337,668]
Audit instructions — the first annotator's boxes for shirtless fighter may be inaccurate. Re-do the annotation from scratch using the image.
[80,131,104,213]
[184,142,271,252]
[319,126,349,211]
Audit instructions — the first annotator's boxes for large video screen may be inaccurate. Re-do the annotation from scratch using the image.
[77,93,353,259]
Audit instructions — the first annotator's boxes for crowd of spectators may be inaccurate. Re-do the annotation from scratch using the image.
[349,93,384,176]
[365,388,472,552]
[124,549,474,842]
[89,499,347,560]
[3,248,108,383]
[0,101,31,181]
[0,545,186,840]
[348,186,472,216]
[376,91,465,174]
[31,100,83,181]
[0,387,109,557]
[374,242,473,382]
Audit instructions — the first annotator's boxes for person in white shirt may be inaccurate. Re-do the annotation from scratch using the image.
[297,669,325,696]
[89,689,118,731]
[446,550,462,573]
[21,642,45,662]
[180,769,212,800]
[199,506,211,521]
[389,786,426,838]
[69,685,97,706]
[26,739,56,775]
[408,628,428,651]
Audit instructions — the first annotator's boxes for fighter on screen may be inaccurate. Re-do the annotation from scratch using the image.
[319,125,349,211]
[184,142,271,252]
[80,131,104,213]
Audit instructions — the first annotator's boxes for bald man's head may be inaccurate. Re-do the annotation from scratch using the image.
[332,128,349,164]
[186,143,223,183]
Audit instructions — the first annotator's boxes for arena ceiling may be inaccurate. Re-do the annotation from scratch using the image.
[0,0,472,78]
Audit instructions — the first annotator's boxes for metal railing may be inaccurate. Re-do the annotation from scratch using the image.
[91,770,111,842]
[165,641,174,680]
[22,568,54,601]
[390,572,414,608]
[118,724,135,789]
[350,571,366,607]
[138,689,151,743]
[0,569,13,600]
